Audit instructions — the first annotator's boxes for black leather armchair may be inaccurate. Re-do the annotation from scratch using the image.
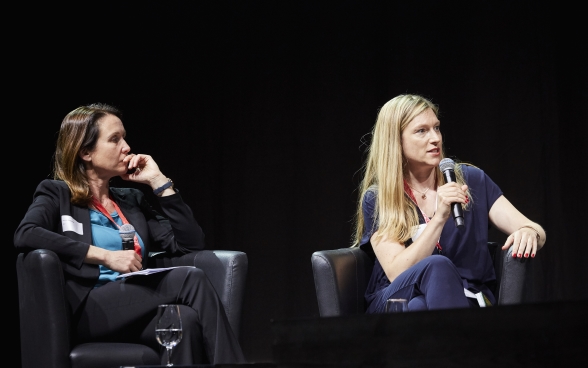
[311,242,528,317]
[17,248,248,368]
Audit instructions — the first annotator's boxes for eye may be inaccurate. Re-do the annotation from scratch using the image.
[434,125,441,131]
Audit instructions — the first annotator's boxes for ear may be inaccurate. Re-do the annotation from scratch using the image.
[79,148,92,162]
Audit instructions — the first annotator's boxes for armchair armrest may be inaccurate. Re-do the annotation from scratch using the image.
[311,247,374,317]
[496,245,529,305]
[149,250,248,338]
[17,249,72,368]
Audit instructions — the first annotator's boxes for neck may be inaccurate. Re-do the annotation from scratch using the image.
[87,176,111,204]
[405,167,436,190]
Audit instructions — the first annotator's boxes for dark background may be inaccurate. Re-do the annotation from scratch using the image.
[9,1,586,365]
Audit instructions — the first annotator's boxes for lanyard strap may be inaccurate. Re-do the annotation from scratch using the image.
[403,180,442,253]
[91,196,142,256]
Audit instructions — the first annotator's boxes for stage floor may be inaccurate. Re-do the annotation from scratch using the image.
[271,300,588,367]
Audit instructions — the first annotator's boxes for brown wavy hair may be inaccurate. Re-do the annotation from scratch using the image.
[52,103,122,206]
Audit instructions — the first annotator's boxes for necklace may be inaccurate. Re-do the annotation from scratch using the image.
[407,185,430,199]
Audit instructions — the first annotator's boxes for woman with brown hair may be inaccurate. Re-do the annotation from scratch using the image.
[14,103,245,364]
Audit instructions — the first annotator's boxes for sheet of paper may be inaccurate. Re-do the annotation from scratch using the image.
[115,266,195,279]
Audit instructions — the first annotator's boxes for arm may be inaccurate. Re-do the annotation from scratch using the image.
[372,181,468,282]
[372,215,445,282]
[122,153,206,253]
[488,195,546,258]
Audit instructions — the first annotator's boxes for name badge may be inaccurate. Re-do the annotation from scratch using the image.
[61,215,83,235]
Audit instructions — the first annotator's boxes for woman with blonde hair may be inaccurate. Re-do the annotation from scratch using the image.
[353,94,546,312]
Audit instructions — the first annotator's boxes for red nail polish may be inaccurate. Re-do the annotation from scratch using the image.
[531,254,535,258]
[525,253,528,258]
[512,253,517,258]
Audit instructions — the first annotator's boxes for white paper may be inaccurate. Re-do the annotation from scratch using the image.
[464,288,487,307]
[61,215,83,235]
[116,266,195,279]
[412,223,427,241]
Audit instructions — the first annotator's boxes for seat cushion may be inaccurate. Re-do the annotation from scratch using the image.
[71,342,160,368]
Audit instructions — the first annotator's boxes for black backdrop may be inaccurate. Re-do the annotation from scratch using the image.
[9,1,587,365]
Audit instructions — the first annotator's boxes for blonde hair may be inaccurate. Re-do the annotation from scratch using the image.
[352,94,470,247]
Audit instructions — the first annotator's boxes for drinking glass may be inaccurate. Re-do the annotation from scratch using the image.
[156,304,183,366]
[385,298,408,313]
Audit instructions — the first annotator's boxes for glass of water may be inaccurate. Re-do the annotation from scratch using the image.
[385,298,408,313]
[156,304,183,366]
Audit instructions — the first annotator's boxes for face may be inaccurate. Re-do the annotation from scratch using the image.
[81,114,131,177]
[401,108,442,169]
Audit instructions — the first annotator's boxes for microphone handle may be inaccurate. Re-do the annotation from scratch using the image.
[442,168,465,229]
[122,239,135,251]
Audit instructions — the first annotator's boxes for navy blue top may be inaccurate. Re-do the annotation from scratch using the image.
[359,164,503,308]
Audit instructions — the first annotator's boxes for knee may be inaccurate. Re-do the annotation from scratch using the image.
[425,255,454,267]
[184,267,207,282]
[167,267,210,291]
[177,305,199,325]
[422,255,459,275]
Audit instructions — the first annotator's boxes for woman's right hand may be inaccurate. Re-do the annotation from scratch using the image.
[86,245,143,273]
[435,182,468,220]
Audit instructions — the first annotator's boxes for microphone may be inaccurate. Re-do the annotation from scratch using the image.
[119,224,136,250]
[439,158,465,229]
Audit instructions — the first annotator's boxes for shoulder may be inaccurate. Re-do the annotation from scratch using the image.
[35,179,69,195]
[364,184,378,199]
[457,163,487,182]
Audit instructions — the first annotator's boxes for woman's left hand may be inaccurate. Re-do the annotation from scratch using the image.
[503,227,539,259]
[121,153,167,188]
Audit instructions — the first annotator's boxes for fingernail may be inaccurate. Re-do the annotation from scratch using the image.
[531,254,535,258]
[512,253,517,258]
[524,253,529,258]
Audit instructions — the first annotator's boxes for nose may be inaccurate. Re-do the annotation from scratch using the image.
[122,139,131,154]
[429,129,441,143]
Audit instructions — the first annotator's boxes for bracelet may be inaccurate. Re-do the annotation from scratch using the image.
[153,178,174,196]
[518,225,540,242]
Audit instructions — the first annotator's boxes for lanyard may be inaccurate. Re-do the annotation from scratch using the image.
[91,196,142,256]
[403,180,442,253]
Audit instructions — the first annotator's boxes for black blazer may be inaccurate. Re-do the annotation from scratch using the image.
[14,179,205,314]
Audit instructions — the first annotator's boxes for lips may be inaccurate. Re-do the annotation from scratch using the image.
[428,148,440,154]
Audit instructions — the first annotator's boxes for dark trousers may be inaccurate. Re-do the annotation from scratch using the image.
[74,267,246,365]
[366,255,473,313]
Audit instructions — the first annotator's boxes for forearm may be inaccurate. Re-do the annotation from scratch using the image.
[85,245,108,265]
[157,191,205,250]
[377,216,445,282]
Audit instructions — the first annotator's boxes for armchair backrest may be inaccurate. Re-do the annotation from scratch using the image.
[311,243,528,317]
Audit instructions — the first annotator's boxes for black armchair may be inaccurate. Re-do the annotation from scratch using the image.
[17,248,248,368]
[311,242,528,317]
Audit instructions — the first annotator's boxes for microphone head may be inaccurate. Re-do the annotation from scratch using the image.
[439,158,455,172]
[119,223,135,240]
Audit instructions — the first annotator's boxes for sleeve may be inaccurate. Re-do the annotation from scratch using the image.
[359,187,378,246]
[462,164,503,209]
[483,171,503,208]
[143,188,206,254]
[13,180,91,269]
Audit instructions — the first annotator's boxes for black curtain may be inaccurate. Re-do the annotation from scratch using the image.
[9,1,586,364]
